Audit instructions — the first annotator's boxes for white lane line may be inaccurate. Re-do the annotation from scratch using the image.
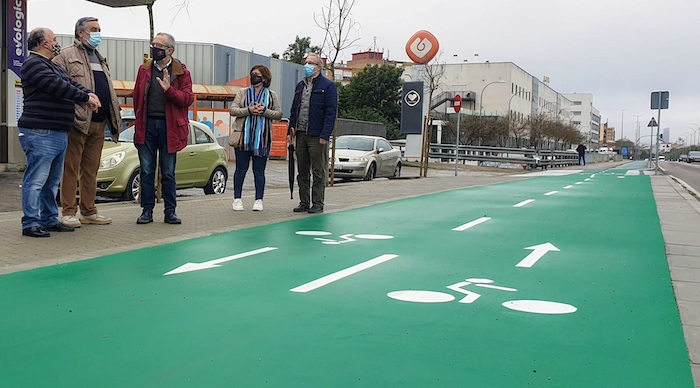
[290,254,399,293]
[452,217,491,231]
[544,191,558,196]
[513,199,535,208]
[575,182,584,185]
[584,178,591,181]
[563,185,574,189]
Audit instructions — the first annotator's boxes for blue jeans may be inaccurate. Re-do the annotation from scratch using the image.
[233,148,267,200]
[136,118,177,214]
[18,128,68,229]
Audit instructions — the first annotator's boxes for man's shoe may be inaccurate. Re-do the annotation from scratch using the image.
[22,226,50,237]
[293,203,310,212]
[46,223,75,232]
[60,215,81,228]
[137,210,153,224]
[308,205,324,214]
[164,213,182,224]
[253,199,263,211]
[232,198,244,211]
[80,213,112,225]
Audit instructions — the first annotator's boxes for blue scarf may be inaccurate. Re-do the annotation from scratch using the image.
[242,86,271,156]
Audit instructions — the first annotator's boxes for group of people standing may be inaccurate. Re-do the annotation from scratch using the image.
[18,18,337,238]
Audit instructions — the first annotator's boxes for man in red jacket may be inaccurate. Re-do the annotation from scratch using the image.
[132,32,193,225]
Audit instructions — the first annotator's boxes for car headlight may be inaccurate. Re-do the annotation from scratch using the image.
[100,151,126,170]
[349,157,368,162]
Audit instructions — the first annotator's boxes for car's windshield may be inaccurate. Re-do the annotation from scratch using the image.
[118,125,135,143]
[689,151,700,156]
[335,137,374,151]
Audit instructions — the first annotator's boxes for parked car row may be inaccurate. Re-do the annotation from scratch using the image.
[97,117,228,200]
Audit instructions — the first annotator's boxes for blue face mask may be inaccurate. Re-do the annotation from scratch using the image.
[303,63,316,77]
[87,32,101,48]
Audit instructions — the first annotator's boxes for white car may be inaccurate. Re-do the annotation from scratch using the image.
[330,135,401,181]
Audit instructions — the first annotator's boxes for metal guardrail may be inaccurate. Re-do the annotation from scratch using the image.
[428,144,580,169]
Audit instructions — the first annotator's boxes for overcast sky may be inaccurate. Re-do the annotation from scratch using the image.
[26,0,700,145]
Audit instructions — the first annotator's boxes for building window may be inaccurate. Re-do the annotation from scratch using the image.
[573,101,582,105]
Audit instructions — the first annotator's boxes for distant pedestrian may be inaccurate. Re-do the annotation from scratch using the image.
[576,144,587,166]
[53,17,122,228]
[287,53,338,214]
[18,27,101,237]
[132,32,193,225]
[229,65,282,212]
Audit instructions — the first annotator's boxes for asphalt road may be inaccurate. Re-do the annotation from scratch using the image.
[660,161,700,193]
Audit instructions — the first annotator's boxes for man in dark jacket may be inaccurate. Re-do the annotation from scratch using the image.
[576,144,587,166]
[287,53,338,214]
[18,27,100,237]
[132,32,194,225]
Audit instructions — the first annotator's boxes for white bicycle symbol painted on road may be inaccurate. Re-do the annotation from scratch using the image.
[388,278,577,315]
[296,231,394,245]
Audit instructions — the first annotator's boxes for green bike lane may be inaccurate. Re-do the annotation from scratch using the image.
[0,165,692,387]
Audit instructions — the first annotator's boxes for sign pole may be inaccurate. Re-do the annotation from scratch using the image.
[655,95,662,175]
[453,94,462,176]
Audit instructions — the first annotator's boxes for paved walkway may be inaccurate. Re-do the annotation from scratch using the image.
[1,161,699,385]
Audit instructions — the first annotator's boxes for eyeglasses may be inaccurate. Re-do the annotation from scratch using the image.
[151,43,170,49]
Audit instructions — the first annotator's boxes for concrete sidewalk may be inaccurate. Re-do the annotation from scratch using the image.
[1,161,699,384]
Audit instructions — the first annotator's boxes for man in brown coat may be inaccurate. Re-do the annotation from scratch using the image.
[53,16,122,228]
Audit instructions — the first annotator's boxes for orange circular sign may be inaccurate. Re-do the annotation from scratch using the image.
[405,30,440,64]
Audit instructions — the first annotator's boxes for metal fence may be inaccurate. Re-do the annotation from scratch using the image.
[428,144,580,169]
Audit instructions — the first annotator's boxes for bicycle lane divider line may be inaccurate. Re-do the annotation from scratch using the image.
[452,217,491,231]
[544,191,558,196]
[513,199,535,207]
[290,254,399,293]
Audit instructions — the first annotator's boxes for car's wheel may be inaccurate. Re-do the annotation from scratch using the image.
[393,162,401,177]
[363,163,376,181]
[121,169,140,201]
[204,167,227,194]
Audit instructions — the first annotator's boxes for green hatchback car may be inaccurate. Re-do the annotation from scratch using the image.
[96,118,228,200]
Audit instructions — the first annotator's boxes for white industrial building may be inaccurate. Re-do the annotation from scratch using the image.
[401,62,601,158]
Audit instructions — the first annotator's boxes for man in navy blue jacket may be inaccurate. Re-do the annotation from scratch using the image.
[18,28,100,237]
[287,53,338,214]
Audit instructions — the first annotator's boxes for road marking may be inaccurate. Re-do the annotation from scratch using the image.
[290,254,399,293]
[564,185,574,189]
[584,178,591,181]
[575,182,584,185]
[452,217,491,231]
[164,247,278,276]
[513,199,534,207]
[544,191,558,196]
[515,242,560,268]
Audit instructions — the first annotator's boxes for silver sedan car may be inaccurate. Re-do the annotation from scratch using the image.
[330,135,401,180]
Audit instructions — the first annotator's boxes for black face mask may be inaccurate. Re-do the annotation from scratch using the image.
[250,74,263,85]
[151,46,167,61]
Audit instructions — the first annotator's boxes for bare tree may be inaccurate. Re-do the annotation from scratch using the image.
[413,56,445,176]
[314,0,361,79]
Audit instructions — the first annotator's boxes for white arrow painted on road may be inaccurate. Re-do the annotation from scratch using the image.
[163,247,278,276]
[515,243,560,268]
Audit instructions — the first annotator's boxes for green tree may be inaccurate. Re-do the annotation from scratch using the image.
[270,53,280,59]
[338,65,404,139]
[283,36,321,64]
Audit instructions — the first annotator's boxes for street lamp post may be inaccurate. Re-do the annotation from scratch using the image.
[478,80,506,146]
[632,114,642,160]
[690,123,700,146]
